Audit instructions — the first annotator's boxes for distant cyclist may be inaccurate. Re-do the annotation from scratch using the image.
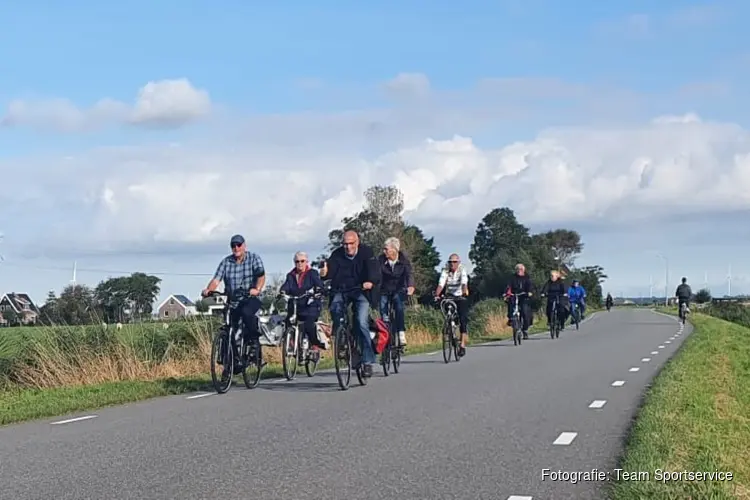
[378,237,415,348]
[201,234,267,366]
[675,277,692,317]
[434,253,469,357]
[504,263,534,339]
[605,293,613,310]
[567,279,587,322]
[541,270,568,331]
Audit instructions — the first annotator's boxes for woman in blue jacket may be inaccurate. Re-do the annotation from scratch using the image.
[279,251,327,349]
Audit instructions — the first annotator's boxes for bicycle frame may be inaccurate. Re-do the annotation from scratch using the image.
[380,290,403,376]
[507,292,527,346]
[438,295,465,362]
[326,285,370,389]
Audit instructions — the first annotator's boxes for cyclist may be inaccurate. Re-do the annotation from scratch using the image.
[675,277,692,317]
[201,234,267,366]
[434,253,470,357]
[567,279,587,323]
[320,230,380,378]
[378,237,415,348]
[605,293,614,310]
[504,263,534,340]
[540,270,568,331]
[278,251,327,350]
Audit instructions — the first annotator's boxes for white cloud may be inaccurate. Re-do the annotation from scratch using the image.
[3,104,750,259]
[0,78,211,132]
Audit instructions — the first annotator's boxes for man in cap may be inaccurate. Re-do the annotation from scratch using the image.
[202,234,267,363]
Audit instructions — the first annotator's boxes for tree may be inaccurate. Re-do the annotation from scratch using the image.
[38,290,61,325]
[695,288,712,304]
[126,272,161,319]
[534,229,583,269]
[56,284,96,325]
[93,273,161,322]
[567,265,608,307]
[325,184,440,300]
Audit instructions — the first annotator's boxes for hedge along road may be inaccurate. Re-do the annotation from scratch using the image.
[0,308,688,500]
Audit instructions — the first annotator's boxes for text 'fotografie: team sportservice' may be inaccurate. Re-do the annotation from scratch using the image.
[542,468,734,484]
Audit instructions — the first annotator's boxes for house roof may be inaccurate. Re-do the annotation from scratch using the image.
[0,293,40,313]
[156,294,196,311]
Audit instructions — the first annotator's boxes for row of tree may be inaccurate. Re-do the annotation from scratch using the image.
[38,273,161,326]
[319,185,608,308]
[32,184,609,326]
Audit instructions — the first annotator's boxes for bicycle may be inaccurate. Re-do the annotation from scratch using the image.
[327,285,371,391]
[569,301,581,330]
[380,290,404,376]
[436,295,466,363]
[277,288,325,380]
[507,292,528,346]
[679,301,689,324]
[548,295,562,339]
[207,291,265,393]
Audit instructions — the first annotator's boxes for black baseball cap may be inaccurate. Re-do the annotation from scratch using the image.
[230,234,245,246]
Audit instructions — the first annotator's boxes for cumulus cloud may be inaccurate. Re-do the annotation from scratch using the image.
[3,105,750,259]
[0,78,211,132]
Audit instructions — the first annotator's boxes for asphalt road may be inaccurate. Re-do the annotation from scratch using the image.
[0,308,690,500]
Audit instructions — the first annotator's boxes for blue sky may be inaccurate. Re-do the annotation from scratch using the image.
[1,0,749,305]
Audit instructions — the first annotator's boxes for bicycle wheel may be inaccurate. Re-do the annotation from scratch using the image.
[453,328,461,361]
[381,333,391,377]
[512,315,522,345]
[333,324,352,390]
[281,327,298,381]
[442,320,453,363]
[305,347,320,377]
[210,329,233,394]
[354,333,369,386]
[242,339,263,389]
[392,331,401,374]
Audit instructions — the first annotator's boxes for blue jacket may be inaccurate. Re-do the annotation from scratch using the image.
[279,266,325,317]
[568,285,586,303]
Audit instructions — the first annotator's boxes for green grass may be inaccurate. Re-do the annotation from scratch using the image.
[610,313,750,499]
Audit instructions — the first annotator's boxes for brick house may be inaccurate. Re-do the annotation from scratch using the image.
[156,294,197,320]
[0,293,40,326]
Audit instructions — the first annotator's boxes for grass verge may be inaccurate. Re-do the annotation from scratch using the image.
[0,305,549,426]
[610,313,750,500]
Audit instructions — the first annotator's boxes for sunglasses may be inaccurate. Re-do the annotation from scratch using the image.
[448,261,458,264]
[295,260,307,264]
[231,243,243,249]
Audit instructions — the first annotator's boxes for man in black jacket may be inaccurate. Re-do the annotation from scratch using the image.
[504,263,534,339]
[320,230,380,378]
[675,277,692,318]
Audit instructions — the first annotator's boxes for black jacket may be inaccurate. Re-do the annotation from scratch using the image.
[542,279,567,300]
[675,284,692,299]
[325,244,380,304]
[507,273,534,296]
[378,251,415,294]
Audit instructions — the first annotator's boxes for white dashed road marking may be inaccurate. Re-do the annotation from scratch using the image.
[629,367,640,372]
[186,392,215,399]
[51,415,97,425]
[651,351,658,355]
[665,340,672,344]
[507,496,533,500]
[641,358,651,362]
[589,400,607,409]
[553,432,578,445]
[612,380,625,387]
[658,345,665,349]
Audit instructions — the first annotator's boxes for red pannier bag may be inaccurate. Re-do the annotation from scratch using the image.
[369,317,390,354]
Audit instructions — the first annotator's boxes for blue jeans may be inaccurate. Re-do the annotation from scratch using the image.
[379,292,405,332]
[330,292,376,365]
[570,301,586,320]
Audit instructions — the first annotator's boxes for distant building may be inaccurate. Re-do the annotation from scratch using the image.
[156,294,197,320]
[0,293,40,326]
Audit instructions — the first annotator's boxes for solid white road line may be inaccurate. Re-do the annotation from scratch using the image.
[51,415,97,425]
[186,392,215,399]
[553,432,578,445]
[612,380,625,387]
[641,358,651,362]
[589,400,607,409]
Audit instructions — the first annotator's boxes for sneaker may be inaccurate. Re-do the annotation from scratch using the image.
[522,331,528,339]
[398,331,407,346]
[363,364,373,378]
